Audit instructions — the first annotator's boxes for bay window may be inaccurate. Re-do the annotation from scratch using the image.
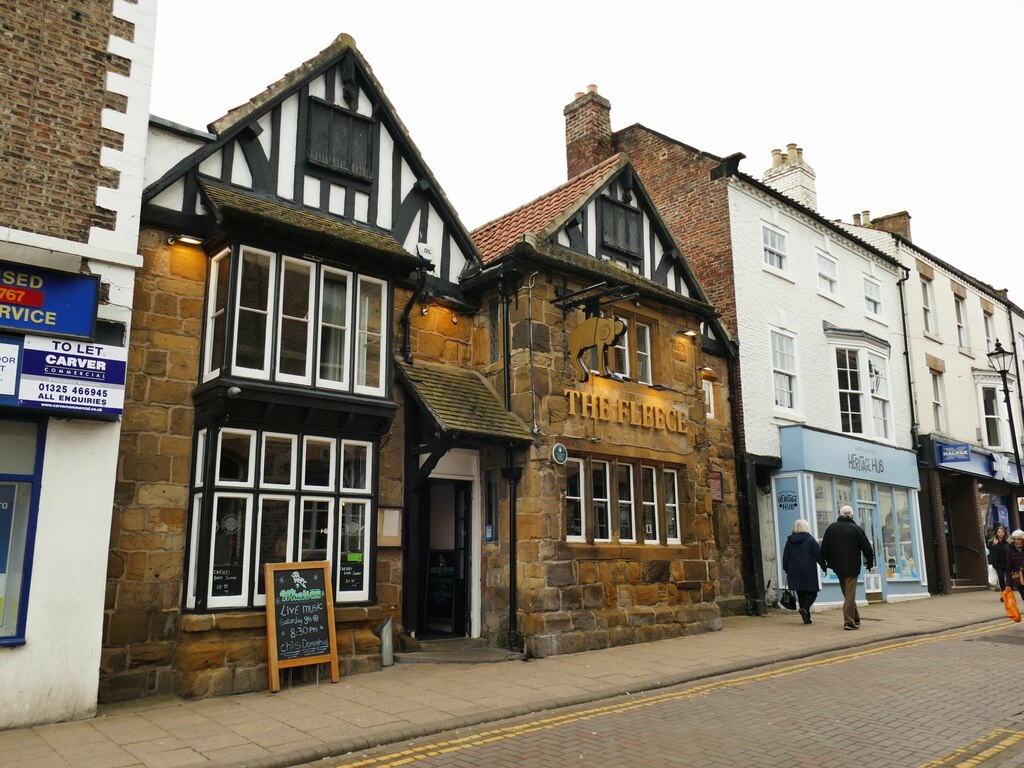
[834,345,893,440]
[188,428,375,609]
[203,245,388,397]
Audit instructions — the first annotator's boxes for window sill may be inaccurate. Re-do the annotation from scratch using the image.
[958,347,975,359]
[772,408,806,424]
[923,331,942,344]
[817,291,844,307]
[182,603,380,630]
[864,313,888,328]
[761,265,795,285]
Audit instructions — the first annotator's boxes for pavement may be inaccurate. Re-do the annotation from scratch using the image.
[0,589,1011,768]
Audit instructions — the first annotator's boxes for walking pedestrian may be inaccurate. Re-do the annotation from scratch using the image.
[989,526,1009,596]
[1005,529,1024,602]
[819,505,874,631]
[783,518,821,625]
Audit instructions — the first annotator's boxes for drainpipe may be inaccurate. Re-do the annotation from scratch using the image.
[1008,309,1024,477]
[726,351,765,615]
[499,274,522,651]
[525,272,540,435]
[896,270,919,450]
[900,269,943,592]
[400,267,429,364]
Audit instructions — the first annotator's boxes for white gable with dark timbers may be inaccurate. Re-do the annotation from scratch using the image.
[143,33,478,286]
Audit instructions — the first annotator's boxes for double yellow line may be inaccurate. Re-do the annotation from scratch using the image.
[338,624,1004,767]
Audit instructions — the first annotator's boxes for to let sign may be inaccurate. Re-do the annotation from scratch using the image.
[18,335,127,418]
[0,262,99,339]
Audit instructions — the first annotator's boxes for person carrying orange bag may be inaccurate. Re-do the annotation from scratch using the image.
[1003,587,1021,622]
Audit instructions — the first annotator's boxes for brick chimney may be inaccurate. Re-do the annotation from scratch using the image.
[565,84,613,178]
[869,211,912,241]
[761,143,817,211]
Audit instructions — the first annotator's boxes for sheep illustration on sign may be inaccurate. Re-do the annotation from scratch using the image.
[567,316,626,382]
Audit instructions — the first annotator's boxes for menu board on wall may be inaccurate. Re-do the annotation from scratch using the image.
[264,561,339,692]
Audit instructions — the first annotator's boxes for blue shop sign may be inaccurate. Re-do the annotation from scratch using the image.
[939,443,971,463]
[779,426,919,488]
[0,262,99,339]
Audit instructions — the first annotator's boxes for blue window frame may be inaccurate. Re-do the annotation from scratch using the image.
[0,416,45,645]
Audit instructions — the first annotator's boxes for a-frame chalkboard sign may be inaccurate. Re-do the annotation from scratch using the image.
[264,561,340,692]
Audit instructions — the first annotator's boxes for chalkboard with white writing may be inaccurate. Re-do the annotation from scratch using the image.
[264,561,339,692]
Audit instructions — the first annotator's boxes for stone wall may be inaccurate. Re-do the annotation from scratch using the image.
[102,229,203,702]
[474,270,736,656]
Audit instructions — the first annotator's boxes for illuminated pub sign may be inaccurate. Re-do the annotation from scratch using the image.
[0,262,100,340]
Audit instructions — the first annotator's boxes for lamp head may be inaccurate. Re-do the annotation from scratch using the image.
[987,339,1013,375]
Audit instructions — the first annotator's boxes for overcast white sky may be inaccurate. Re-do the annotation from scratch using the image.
[151,1,1023,299]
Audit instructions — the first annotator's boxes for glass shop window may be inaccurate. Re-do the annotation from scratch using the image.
[0,419,42,643]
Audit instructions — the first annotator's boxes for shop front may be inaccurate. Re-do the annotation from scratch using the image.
[771,426,927,607]
[918,435,1023,592]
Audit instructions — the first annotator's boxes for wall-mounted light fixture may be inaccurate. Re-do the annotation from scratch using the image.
[167,234,204,246]
[700,365,715,374]
[680,329,700,338]
[420,305,429,315]
[451,313,459,325]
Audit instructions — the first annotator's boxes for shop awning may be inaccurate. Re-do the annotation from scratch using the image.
[396,360,534,444]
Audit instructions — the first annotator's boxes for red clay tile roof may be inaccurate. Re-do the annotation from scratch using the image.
[472,154,627,263]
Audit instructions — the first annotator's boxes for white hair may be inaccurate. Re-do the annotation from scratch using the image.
[1012,529,1024,540]
[839,505,854,518]
[792,518,811,534]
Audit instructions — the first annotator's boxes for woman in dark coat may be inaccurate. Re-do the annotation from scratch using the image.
[783,518,822,625]
[1005,529,1024,602]
[989,526,1009,596]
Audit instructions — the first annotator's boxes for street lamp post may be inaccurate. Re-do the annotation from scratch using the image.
[988,339,1024,530]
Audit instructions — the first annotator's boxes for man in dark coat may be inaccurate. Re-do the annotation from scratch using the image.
[819,505,874,630]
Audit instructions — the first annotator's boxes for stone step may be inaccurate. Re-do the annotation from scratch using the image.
[409,636,489,653]
[393,647,526,665]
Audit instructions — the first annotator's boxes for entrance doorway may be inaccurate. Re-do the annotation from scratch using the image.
[405,449,481,640]
[422,478,471,636]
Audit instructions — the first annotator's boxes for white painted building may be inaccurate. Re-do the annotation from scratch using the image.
[722,150,928,607]
[0,0,156,727]
[843,213,1024,591]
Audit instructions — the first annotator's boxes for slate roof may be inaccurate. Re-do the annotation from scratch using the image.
[395,360,534,444]
[472,154,627,263]
[199,181,420,266]
[210,34,358,135]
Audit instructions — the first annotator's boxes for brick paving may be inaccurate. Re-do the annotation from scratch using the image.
[0,591,1012,768]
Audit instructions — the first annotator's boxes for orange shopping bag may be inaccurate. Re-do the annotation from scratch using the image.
[1003,588,1021,623]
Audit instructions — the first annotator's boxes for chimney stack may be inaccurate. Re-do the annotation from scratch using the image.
[761,142,817,210]
[564,85,613,179]
[861,210,871,227]
[853,213,862,226]
[870,211,913,241]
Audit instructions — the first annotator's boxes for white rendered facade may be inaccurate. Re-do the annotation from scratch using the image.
[725,178,925,605]
[0,0,156,727]
[844,222,1024,589]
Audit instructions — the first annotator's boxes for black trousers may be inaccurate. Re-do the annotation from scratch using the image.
[796,590,817,612]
